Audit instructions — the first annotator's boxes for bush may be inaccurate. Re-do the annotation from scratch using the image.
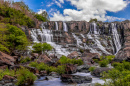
[89,67,96,72]
[0,69,15,80]
[56,65,66,74]
[58,56,83,66]
[16,67,36,86]
[20,56,31,63]
[99,60,108,67]
[32,43,53,54]
[34,14,48,22]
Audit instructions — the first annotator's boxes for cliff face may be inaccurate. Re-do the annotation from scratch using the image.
[25,21,130,59]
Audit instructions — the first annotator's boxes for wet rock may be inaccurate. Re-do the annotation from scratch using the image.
[61,74,92,84]
[31,53,39,60]
[65,64,77,74]
[0,51,15,66]
[45,76,54,80]
[0,65,8,69]
[40,71,47,76]
[49,72,59,78]
[77,65,90,73]
[67,51,79,59]
[91,67,111,77]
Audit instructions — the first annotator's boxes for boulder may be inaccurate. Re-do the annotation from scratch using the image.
[31,53,39,60]
[49,72,59,78]
[91,67,111,77]
[0,65,8,69]
[61,74,92,84]
[77,65,90,73]
[37,54,52,64]
[67,51,79,59]
[2,75,16,83]
[40,70,47,76]
[65,64,77,74]
[0,51,15,66]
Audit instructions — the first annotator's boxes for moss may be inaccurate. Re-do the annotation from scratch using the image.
[20,56,31,63]
[89,67,96,72]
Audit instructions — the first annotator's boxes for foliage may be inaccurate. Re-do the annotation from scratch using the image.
[89,18,97,22]
[34,14,48,22]
[0,2,35,28]
[20,56,31,63]
[0,23,29,53]
[32,43,53,54]
[99,60,109,67]
[58,56,83,66]
[89,67,96,72]
[79,49,84,53]
[29,62,66,74]
[101,61,130,86]
[16,67,37,86]
[0,69,15,80]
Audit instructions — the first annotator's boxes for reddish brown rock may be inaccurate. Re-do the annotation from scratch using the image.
[0,51,15,66]
[2,75,16,83]
[0,65,8,69]
[67,51,79,59]
[37,54,52,64]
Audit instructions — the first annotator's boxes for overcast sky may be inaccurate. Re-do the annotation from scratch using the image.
[14,0,130,22]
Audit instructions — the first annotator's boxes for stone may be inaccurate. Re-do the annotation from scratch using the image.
[49,72,59,78]
[31,53,39,60]
[77,65,90,73]
[61,74,92,84]
[40,71,47,76]
[37,54,52,64]
[0,51,15,66]
[65,64,77,74]
[67,51,79,59]
[2,75,16,83]
[91,67,111,77]
[45,76,54,80]
[0,65,8,69]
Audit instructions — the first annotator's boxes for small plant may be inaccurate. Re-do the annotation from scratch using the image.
[99,60,108,67]
[89,67,96,72]
[56,65,66,74]
[80,49,84,53]
[16,67,37,86]
[20,56,31,63]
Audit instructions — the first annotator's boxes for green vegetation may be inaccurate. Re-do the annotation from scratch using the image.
[58,56,83,66]
[32,43,53,54]
[0,23,29,54]
[89,67,96,72]
[20,56,31,63]
[89,18,97,22]
[99,60,109,67]
[0,69,15,80]
[34,14,48,22]
[0,2,35,28]
[29,62,65,74]
[101,61,130,86]
[16,67,37,86]
[79,49,84,53]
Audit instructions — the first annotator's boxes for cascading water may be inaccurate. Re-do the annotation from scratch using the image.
[31,27,70,57]
[55,22,58,30]
[111,23,121,54]
[63,21,68,32]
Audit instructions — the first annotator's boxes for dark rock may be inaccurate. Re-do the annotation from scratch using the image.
[2,75,16,83]
[0,65,8,69]
[31,53,39,60]
[45,76,54,80]
[91,67,111,77]
[40,71,47,76]
[61,74,92,84]
[65,64,77,74]
[77,65,90,73]
[37,54,52,64]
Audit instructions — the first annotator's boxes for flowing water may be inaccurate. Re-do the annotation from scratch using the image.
[55,22,59,30]
[63,21,68,32]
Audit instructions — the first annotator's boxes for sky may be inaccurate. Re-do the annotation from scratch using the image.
[13,0,130,22]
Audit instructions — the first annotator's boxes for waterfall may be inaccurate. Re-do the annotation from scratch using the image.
[81,34,85,38]
[111,23,121,54]
[63,21,68,32]
[89,22,99,34]
[55,22,58,30]
[30,27,70,57]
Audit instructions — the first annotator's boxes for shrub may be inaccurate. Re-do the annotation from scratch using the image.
[16,67,36,86]
[32,43,53,54]
[20,56,31,63]
[99,60,108,67]
[89,67,96,72]
[0,69,15,80]
[79,49,84,53]
[34,14,48,22]
[56,65,66,74]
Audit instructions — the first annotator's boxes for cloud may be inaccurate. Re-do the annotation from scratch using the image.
[47,2,54,7]
[59,0,64,3]
[37,9,46,14]
[54,0,63,8]
[50,0,129,21]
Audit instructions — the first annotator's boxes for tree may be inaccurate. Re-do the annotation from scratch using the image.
[89,18,97,23]
[32,43,53,54]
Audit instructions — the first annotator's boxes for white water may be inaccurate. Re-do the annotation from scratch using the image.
[111,23,121,54]
[55,22,58,30]
[63,21,68,32]
[30,28,70,57]
[80,34,85,38]
[72,33,83,48]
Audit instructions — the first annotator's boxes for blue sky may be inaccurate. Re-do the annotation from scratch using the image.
[14,0,130,22]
